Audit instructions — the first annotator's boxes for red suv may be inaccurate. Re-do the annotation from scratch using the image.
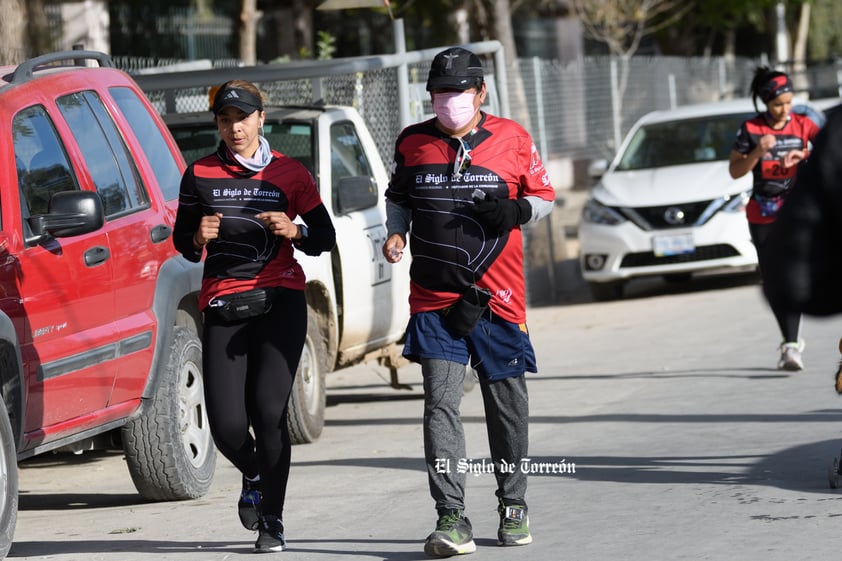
[0,50,213,558]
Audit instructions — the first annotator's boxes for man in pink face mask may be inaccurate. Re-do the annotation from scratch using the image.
[382,47,556,557]
[427,51,486,135]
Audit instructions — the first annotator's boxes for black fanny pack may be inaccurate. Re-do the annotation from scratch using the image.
[441,285,493,338]
[208,287,276,322]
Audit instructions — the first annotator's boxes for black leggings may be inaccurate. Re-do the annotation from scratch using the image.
[749,222,801,343]
[202,288,307,518]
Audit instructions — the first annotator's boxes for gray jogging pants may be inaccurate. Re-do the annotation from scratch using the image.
[421,358,529,513]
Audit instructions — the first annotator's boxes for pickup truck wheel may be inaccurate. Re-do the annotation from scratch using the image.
[122,327,215,500]
[287,307,326,445]
[0,398,17,559]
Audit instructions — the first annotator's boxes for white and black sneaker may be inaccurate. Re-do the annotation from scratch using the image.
[254,515,286,553]
[778,341,804,371]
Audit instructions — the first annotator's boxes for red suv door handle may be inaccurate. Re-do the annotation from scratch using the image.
[84,245,110,267]
[150,224,172,244]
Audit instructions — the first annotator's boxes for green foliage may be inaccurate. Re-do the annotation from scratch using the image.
[808,0,842,59]
[316,30,336,60]
[694,0,778,30]
[392,0,462,48]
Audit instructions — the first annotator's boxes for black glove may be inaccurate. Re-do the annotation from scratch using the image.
[474,195,531,232]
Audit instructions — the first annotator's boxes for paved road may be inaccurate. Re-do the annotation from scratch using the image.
[10,275,842,560]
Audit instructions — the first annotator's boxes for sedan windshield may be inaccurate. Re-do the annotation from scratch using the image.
[615,112,754,171]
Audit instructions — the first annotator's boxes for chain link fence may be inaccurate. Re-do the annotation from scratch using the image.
[123,49,841,304]
[519,56,760,163]
[123,52,841,187]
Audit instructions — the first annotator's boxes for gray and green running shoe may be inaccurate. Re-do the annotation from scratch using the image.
[497,499,532,546]
[424,510,476,557]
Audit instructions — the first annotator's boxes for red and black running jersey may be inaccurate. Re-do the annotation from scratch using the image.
[174,144,323,310]
[386,112,555,324]
[733,112,820,224]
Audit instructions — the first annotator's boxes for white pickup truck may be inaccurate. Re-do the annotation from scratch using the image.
[163,104,411,444]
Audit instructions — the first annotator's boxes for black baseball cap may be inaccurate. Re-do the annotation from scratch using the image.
[212,86,263,115]
[426,47,484,92]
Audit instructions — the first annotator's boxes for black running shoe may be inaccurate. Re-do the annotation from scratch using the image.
[238,475,261,531]
[254,515,286,553]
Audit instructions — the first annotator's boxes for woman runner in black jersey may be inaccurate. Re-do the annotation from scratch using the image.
[173,79,335,553]
[729,67,820,371]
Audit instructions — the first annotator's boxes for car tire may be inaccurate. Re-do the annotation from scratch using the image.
[0,398,17,559]
[287,306,327,445]
[588,281,624,302]
[122,326,215,500]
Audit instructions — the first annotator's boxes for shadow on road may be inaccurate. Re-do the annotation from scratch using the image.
[17,492,144,511]
[537,436,842,495]
[531,368,788,382]
[288,437,842,497]
[9,538,429,560]
[533,256,761,307]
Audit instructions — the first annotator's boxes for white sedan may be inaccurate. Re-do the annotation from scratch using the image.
[578,98,824,301]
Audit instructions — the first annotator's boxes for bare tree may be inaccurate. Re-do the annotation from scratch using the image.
[470,0,533,126]
[568,0,689,137]
[570,0,689,58]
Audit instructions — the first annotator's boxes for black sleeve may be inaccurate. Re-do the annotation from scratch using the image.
[172,167,203,263]
[384,131,411,206]
[293,203,336,256]
[762,108,842,315]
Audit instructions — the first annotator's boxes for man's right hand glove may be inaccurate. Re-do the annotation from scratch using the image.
[474,195,531,233]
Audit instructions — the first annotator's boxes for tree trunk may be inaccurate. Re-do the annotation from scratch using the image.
[792,1,810,94]
[723,28,736,61]
[292,0,312,59]
[196,0,213,18]
[239,0,257,65]
[451,7,470,44]
[24,0,49,55]
[723,28,738,99]
[491,0,517,63]
[488,0,531,128]
[0,0,27,63]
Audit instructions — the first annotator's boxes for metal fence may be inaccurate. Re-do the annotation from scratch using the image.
[125,49,842,188]
[123,45,842,305]
[520,55,761,164]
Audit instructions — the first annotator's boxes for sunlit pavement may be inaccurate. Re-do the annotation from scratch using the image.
[12,277,842,560]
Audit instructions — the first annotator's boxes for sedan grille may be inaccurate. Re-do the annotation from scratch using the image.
[620,244,741,268]
[621,200,716,230]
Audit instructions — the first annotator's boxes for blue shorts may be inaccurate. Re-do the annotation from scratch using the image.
[403,311,537,381]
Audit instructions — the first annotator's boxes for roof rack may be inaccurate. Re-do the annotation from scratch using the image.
[11,50,115,85]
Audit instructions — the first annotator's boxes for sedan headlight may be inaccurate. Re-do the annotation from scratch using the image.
[582,198,626,225]
[722,190,750,213]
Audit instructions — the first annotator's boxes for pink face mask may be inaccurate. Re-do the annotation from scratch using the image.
[432,90,478,131]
